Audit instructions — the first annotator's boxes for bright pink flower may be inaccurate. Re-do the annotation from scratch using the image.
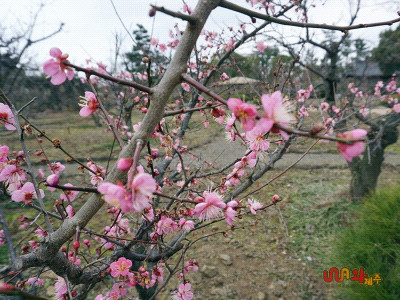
[181,82,191,92]
[60,183,79,202]
[129,172,156,213]
[225,200,238,226]
[257,91,294,139]
[0,103,16,130]
[152,265,164,283]
[175,283,193,300]
[246,126,270,152]
[178,218,194,232]
[156,216,178,235]
[11,182,44,205]
[393,103,400,113]
[110,257,132,277]
[248,198,262,214]
[256,41,267,52]
[194,192,226,220]
[43,48,74,85]
[98,182,126,208]
[227,98,258,131]
[79,92,99,117]
[336,129,367,162]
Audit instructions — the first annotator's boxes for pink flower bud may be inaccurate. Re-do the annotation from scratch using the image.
[117,158,133,171]
[272,194,280,202]
[46,174,59,186]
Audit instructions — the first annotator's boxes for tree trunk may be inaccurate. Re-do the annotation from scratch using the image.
[349,124,398,201]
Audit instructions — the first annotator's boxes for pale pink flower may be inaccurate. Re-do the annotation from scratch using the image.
[156,216,178,235]
[336,129,367,162]
[34,228,47,239]
[248,198,262,214]
[27,277,45,286]
[110,257,132,277]
[98,182,126,208]
[178,218,194,232]
[320,102,329,111]
[185,259,199,273]
[256,41,267,52]
[54,277,67,300]
[393,103,400,113]
[48,162,65,175]
[220,73,230,81]
[183,3,192,14]
[12,182,44,205]
[150,38,159,46]
[38,168,44,178]
[60,183,79,202]
[79,91,99,117]
[225,38,235,52]
[386,80,396,92]
[128,172,156,213]
[257,91,294,139]
[0,165,26,191]
[0,145,9,162]
[246,127,269,152]
[0,103,15,130]
[227,98,258,131]
[181,82,191,92]
[174,283,193,300]
[43,48,74,85]
[225,200,238,226]
[159,43,167,52]
[194,192,226,220]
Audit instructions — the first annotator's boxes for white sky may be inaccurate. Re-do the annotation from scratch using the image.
[1,0,399,68]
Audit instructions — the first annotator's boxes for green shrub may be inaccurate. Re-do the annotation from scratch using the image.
[329,185,400,299]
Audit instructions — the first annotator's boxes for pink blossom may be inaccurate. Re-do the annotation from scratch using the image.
[246,126,270,152]
[43,48,74,85]
[0,165,26,191]
[128,172,156,213]
[0,145,9,162]
[386,80,396,92]
[159,43,167,52]
[393,103,400,113]
[11,182,44,205]
[178,218,194,232]
[256,41,267,52]
[98,182,126,208]
[150,38,159,46]
[117,158,133,171]
[248,198,262,214]
[227,98,258,131]
[183,3,192,14]
[257,91,294,138]
[48,162,65,175]
[54,277,67,300]
[174,283,193,300]
[225,200,238,225]
[194,192,226,220]
[60,183,79,202]
[320,102,329,111]
[220,73,230,81]
[46,174,59,186]
[181,82,191,92]
[156,216,178,235]
[152,265,164,283]
[225,38,235,52]
[0,103,16,130]
[87,162,105,185]
[79,91,99,117]
[27,277,45,286]
[110,257,132,277]
[185,259,199,273]
[66,205,74,218]
[336,129,367,162]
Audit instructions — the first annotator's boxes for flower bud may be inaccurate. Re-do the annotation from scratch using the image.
[46,174,59,186]
[117,158,133,171]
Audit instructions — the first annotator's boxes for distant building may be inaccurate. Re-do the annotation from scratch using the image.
[346,60,383,82]
[213,76,266,99]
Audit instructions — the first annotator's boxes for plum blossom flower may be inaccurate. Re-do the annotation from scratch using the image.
[320,102,329,111]
[0,103,16,130]
[156,216,178,235]
[129,172,156,213]
[11,182,44,205]
[110,257,132,278]
[225,200,238,225]
[174,283,194,300]
[297,85,313,102]
[54,277,67,300]
[0,145,9,163]
[181,82,191,92]
[194,192,226,220]
[48,162,65,175]
[386,80,396,92]
[0,165,26,191]
[220,72,230,81]
[256,41,267,52]
[117,158,133,171]
[257,91,294,139]
[178,218,194,232]
[248,198,262,214]
[336,129,367,162]
[59,183,79,202]
[152,265,164,283]
[43,48,74,85]
[393,103,400,113]
[246,126,270,152]
[227,98,258,131]
[27,277,45,286]
[79,91,99,117]
[98,182,126,208]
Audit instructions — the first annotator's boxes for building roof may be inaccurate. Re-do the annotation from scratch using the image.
[346,60,383,77]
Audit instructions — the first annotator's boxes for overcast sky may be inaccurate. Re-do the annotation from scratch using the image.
[1,0,399,68]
